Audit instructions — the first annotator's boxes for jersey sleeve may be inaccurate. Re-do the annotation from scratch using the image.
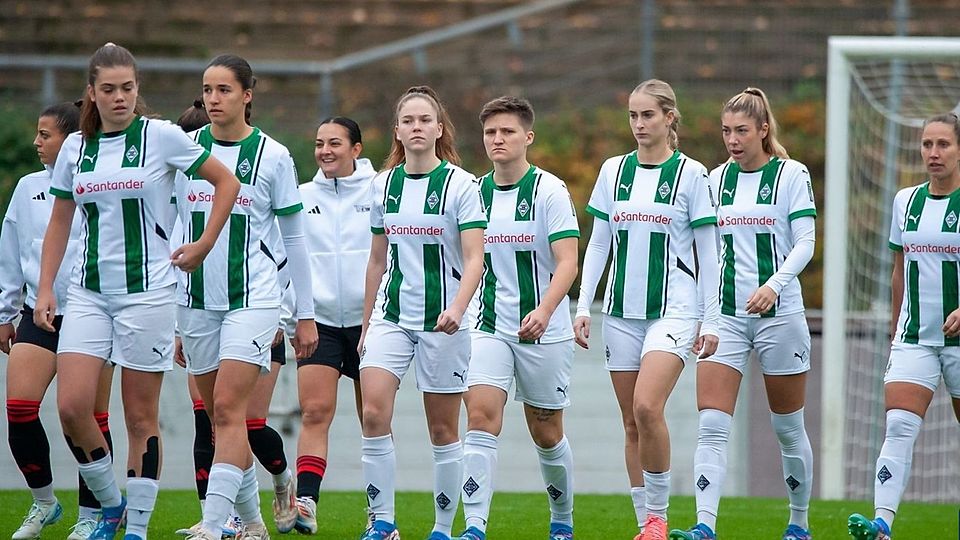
[369,172,387,235]
[889,189,906,251]
[50,134,81,199]
[271,152,304,216]
[688,163,718,229]
[456,176,487,231]
[157,121,211,176]
[786,162,818,221]
[585,158,614,221]
[544,179,580,243]
[0,179,27,323]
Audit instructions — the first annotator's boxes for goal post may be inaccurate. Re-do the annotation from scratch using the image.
[823,36,960,500]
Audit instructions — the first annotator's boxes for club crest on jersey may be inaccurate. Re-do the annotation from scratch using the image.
[427,191,440,209]
[946,210,957,229]
[517,198,530,217]
[237,158,252,178]
[759,184,772,201]
[657,181,672,199]
[125,145,139,163]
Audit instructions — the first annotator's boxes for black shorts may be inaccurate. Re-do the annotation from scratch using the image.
[14,306,63,354]
[271,339,286,365]
[296,322,360,380]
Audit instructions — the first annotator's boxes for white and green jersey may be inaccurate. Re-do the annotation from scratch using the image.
[370,161,486,331]
[174,125,303,311]
[50,116,210,295]
[585,150,716,320]
[889,182,960,346]
[711,158,817,318]
[470,166,580,344]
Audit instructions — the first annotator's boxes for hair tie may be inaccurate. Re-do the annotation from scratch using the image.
[73,99,83,108]
[193,99,204,109]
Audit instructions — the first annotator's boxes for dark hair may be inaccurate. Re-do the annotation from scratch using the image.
[177,99,210,133]
[80,43,149,138]
[722,87,789,159]
[40,101,81,136]
[479,96,535,129]
[318,116,362,145]
[206,54,256,123]
[382,85,460,170]
[923,111,960,144]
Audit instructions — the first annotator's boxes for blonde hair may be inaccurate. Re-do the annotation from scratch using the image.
[722,87,789,159]
[382,86,460,171]
[631,79,681,150]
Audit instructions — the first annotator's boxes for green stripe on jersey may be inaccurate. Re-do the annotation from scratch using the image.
[514,167,537,221]
[422,165,450,215]
[516,250,537,344]
[477,252,497,334]
[904,186,927,232]
[189,211,206,308]
[383,244,403,324]
[902,260,920,344]
[652,151,681,204]
[609,230,629,317]
[233,128,263,184]
[121,199,146,293]
[80,138,99,173]
[646,232,668,318]
[615,152,639,202]
[755,157,781,205]
[720,163,739,206]
[385,168,405,214]
[227,213,249,309]
[480,173,495,219]
[756,233,777,317]
[82,202,101,292]
[943,261,960,346]
[422,244,442,330]
[720,234,737,316]
[121,117,145,169]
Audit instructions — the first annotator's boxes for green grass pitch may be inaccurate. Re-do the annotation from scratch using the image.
[0,490,954,539]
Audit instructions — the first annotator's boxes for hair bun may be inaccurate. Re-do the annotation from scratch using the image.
[193,99,204,109]
[73,99,83,108]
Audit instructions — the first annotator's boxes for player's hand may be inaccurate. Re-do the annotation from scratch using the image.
[170,240,213,273]
[944,307,960,337]
[271,328,284,348]
[32,289,57,333]
[518,306,552,341]
[745,285,778,314]
[174,336,187,368]
[434,306,464,335]
[0,323,15,355]
[573,316,591,349]
[291,319,319,360]
[693,333,719,359]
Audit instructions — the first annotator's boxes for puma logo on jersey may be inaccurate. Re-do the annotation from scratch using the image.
[252,339,266,354]
[81,154,96,164]
[618,183,632,193]
[907,214,920,224]
[32,192,46,201]
[387,194,401,205]
[665,333,680,346]
[722,188,735,199]
[452,370,466,383]
[556,385,568,397]
[308,205,322,215]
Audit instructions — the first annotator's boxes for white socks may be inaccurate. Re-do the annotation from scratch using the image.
[203,463,242,535]
[235,464,263,526]
[537,436,574,527]
[630,486,647,529]
[874,409,922,527]
[771,409,814,529]
[432,441,464,536]
[462,430,499,532]
[643,470,670,520]
[693,409,732,530]
[125,477,159,539]
[273,468,292,490]
[362,434,396,525]
[77,453,122,508]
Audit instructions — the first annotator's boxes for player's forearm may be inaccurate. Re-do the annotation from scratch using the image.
[765,216,815,295]
[538,238,578,316]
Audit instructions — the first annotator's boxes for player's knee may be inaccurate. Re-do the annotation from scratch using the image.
[124,411,158,441]
[632,399,663,431]
[466,405,500,433]
[57,399,92,434]
[361,402,391,434]
[301,398,336,429]
[426,420,459,445]
[530,424,563,448]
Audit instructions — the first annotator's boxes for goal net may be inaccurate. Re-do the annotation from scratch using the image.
[823,36,960,502]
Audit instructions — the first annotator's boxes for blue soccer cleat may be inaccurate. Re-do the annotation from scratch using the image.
[360,520,399,540]
[426,532,451,540]
[782,523,812,540]
[549,522,573,540]
[848,514,891,540]
[669,523,716,540]
[89,498,127,540]
[454,527,486,540]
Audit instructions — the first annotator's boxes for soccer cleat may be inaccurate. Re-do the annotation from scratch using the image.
[669,523,716,540]
[426,533,450,540]
[454,527,485,540]
[185,527,222,540]
[641,516,668,540]
[549,522,574,540]
[238,522,270,540]
[272,477,298,533]
[176,522,202,536]
[68,516,99,540]
[360,520,400,540]
[294,497,318,534]
[123,535,144,540]
[223,514,243,538]
[88,498,127,540]
[848,514,891,540]
[11,499,63,539]
[782,524,812,540]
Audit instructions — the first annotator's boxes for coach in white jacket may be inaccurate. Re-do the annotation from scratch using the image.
[291,117,375,533]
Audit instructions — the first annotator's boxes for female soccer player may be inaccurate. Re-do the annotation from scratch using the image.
[358,86,486,540]
[669,88,817,540]
[173,54,318,540]
[1,102,116,540]
[34,43,241,540]
[456,96,580,540]
[847,112,960,540]
[573,79,721,540]
[292,116,375,534]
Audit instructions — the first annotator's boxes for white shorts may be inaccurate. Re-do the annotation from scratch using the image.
[703,313,812,376]
[601,315,697,371]
[885,341,960,397]
[359,318,471,393]
[177,306,279,376]
[467,332,574,409]
[58,284,176,372]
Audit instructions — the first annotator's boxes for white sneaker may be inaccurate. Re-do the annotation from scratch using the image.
[238,522,270,540]
[11,499,63,539]
[272,477,297,533]
[67,516,98,540]
[293,497,317,535]
[185,527,221,540]
[176,522,203,537]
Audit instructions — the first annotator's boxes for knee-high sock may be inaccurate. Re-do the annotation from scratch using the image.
[630,487,646,529]
[537,436,574,527]
[125,477,159,539]
[7,400,53,498]
[432,441,463,536]
[193,402,214,501]
[462,430,498,532]
[643,470,671,520]
[693,409,732,530]
[235,464,263,526]
[771,408,814,529]
[247,418,290,485]
[874,409,922,527]
[202,463,243,535]
[362,435,396,525]
[296,455,327,502]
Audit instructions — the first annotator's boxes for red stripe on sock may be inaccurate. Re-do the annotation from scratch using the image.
[6,400,41,422]
[94,412,109,432]
[192,400,205,411]
[245,418,267,430]
[297,455,327,476]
